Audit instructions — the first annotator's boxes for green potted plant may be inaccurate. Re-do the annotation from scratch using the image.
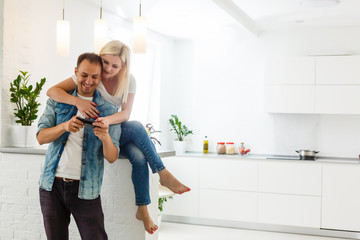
[169,114,193,154]
[9,70,46,147]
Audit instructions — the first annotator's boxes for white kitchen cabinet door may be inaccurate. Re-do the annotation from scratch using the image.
[258,193,321,228]
[315,85,360,114]
[258,161,321,196]
[265,56,315,85]
[322,164,360,231]
[200,158,257,191]
[161,157,199,217]
[316,55,360,85]
[264,85,315,113]
[199,189,257,222]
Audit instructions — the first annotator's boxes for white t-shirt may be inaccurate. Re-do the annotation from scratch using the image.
[55,94,93,180]
[72,74,136,108]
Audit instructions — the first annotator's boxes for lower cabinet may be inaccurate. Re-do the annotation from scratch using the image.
[321,164,360,231]
[162,157,199,217]
[163,156,360,233]
[199,189,257,222]
[258,193,321,228]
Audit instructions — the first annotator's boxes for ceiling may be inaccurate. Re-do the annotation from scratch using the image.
[95,0,360,38]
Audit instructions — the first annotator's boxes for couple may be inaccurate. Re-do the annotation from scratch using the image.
[37,40,190,239]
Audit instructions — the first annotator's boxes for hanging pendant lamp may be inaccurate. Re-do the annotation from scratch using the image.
[133,0,147,53]
[94,0,108,53]
[57,0,70,56]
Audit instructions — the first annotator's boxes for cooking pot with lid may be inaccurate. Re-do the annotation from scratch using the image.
[295,150,319,157]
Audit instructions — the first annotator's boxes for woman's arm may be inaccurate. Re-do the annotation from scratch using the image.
[102,93,135,125]
[46,77,99,118]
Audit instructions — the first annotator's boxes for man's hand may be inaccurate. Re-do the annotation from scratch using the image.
[93,118,110,141]
[64,116,84,133]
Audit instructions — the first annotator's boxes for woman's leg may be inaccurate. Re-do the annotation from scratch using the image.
[121,121,190,194]
[119,142,158,234]
[121,121,165,173]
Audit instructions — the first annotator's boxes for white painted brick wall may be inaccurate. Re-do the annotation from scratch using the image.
[0,153,159,240]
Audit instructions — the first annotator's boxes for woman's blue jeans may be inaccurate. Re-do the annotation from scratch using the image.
[119,121,165,206]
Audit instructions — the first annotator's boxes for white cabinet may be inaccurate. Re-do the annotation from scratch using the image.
[258,193,321,228]
[162,157,199,217]
[321,164,360,231]
[257,161,321,228]
[258,161,321,196]
[265,57,315,85]
[316,55,360,85]
[264,85,315,113]
[315,85,360,114]
[199,158,258,222]
[199,189,257,222]
[200,158,257,191]
[264,55,360,114]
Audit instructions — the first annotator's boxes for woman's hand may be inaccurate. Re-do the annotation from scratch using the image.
[64,116,84,133]
[75,98,100,119]
[93,118,111,141]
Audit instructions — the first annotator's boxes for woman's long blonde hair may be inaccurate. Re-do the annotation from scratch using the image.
[100,40,131,103]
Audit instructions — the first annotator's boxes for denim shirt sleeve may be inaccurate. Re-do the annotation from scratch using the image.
[108,123,121,155]
[37,98,57,136]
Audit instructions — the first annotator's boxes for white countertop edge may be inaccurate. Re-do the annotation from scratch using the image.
[174,151,360,164]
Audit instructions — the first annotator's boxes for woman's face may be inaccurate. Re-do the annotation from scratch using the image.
[101,54,123,79]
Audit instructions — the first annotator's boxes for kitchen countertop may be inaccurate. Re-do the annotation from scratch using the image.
[0,146,176,158]
[179,151,360,164]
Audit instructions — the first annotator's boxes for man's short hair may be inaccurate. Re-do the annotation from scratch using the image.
[77,53,103,72]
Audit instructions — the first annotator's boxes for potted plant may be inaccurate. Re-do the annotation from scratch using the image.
[9,70,46,147]
[169,114,193,154]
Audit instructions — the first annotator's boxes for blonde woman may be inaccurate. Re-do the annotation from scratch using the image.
[47,40,190,234]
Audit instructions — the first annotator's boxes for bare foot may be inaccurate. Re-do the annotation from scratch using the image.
[158,169,191,194]
[136,206,158,234]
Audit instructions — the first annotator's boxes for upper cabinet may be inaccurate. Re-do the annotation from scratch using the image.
[265,57,315,85]
[264,55,360,114]
[316,56,360,85]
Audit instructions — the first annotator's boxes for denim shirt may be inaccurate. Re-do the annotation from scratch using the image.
[37,89,121,200]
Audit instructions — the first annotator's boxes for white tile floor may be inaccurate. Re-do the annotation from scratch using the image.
[159,222,350,240]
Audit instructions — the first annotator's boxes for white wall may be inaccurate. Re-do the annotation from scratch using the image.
[160,25,360,158]
[1,0,175,147]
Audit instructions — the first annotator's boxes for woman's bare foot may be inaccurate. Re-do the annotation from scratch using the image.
[136,206,158,234]
[158,169,191,194]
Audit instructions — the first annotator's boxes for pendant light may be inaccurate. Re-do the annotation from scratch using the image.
[94,0,108,53]
[133,0,147,53]
[57,0,70,56]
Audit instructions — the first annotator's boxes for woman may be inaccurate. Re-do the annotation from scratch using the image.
[47,40,190,234]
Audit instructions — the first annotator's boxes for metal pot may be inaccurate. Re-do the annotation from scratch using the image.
[295,150,319,157]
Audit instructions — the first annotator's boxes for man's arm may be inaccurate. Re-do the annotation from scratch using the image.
[92,119,119,163]
[37,116,84,145]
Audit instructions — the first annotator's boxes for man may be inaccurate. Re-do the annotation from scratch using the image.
[37,53,120,240]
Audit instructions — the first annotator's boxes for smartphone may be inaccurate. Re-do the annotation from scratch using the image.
[76,116,95,128]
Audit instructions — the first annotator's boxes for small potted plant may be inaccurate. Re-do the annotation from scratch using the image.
[9,70,46,147]
[169,114,193,154]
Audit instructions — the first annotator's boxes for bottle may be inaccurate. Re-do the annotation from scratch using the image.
[203,136,209,153]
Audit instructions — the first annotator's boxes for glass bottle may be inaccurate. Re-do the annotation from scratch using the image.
[203,136,209,153]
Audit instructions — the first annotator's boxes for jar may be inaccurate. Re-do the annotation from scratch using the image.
[226,142,235,154]
[216,142,226,154]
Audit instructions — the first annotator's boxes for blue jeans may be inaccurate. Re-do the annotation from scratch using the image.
[120,121,166,206]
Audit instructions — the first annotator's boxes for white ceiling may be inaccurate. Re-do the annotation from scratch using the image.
[96,0,360,38]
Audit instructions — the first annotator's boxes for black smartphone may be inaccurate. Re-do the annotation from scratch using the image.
[76,116,95,128]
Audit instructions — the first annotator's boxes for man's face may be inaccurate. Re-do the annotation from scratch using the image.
[75,59,102,97]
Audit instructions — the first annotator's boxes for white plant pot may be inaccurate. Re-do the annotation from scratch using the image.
[173,140,186,155]
[11,125,37,147]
